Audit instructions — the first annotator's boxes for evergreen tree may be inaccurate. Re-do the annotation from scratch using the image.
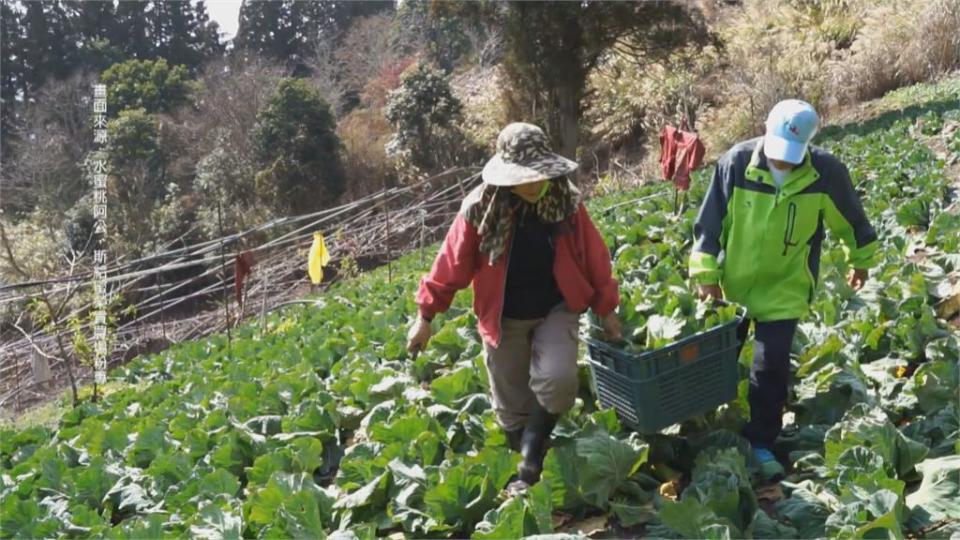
[115,1,153,60]
[451,1,708,159]
[64,0,124,73]
[234,0,392,68]
[193,1,226,62]
[252,79,345,213]
[0,2,24,158]
[165,0,199,69]
[235,0,292,61]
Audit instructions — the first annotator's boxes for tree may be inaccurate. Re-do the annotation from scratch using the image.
[234,0,392,73]
[103,109,167,232]
[384,62,466,172]
[62,0,123,72]
[252,79,345,214]
[193,1,226,64]
[0,2,24,159]
[450,1,708,160]
[20,1,79,98]
[100,58,194,117]
[235,0,292,61]
[394,0,472,72]
[63,0,118,50]
[335,13,405,107]
[115,1,153,60]
[157,0,225,75]
[3,72,97,220]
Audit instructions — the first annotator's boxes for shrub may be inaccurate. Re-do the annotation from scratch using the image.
[337,108,396,199]
[584,43,721,150]
[384,62,472,176]
[450,64,507,156]
[100,58,194,116]
[252,79,345,214]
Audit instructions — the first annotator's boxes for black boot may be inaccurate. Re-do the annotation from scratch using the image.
[517,403,559,485]
[505,427,524,453]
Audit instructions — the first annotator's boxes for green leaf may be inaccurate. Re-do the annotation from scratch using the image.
[906,358,959,414]
[688,448,756,532]
[423,449,518,532]
[424,464,485,529]
[576,430,649,509]
[610,499,656,527]
[775,486,830,539]
[749,509,798,539]
[246,472,334,534]
[280,490,327,539]
[824,404,929,477]
[645,314,686,349]
[368,411,439,445]
[0,497,61,538]
[334,472,390,511]
[284,399,337,434]
[147,451,192,494]
[824,489,905,540]
[431,367,481,406]
[289,437,324,474]
[104,474,158,515]
[543,443,589,512]
[431,324,468,357]
[73,456,118,510]
[247,451,294,486]
[190,502,243,540]
[659,496,741,539]
[201,469,241,498]
[127,424,168,468]
[472,480,554,539]
[905,455,960,530]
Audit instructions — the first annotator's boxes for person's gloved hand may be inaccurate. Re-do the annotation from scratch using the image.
[406,316,432,358]
[602,311,622,341]
[848,268,868,290]
[698,284,724,302]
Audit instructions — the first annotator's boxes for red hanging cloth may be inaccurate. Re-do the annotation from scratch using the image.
[235,251,256,307]
[659,121,706,191]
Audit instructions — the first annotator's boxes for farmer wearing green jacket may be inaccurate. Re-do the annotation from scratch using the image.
[690,99,878,480]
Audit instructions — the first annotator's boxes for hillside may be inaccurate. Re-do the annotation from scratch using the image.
[1,78,959,539]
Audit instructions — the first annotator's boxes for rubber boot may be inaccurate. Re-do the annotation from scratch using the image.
[517,403,559,485]
[505,427,524,453]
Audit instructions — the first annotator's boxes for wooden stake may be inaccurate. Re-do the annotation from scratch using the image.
[216,199,232,357]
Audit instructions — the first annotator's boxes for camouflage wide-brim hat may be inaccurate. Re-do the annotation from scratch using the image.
[481,122,579,186]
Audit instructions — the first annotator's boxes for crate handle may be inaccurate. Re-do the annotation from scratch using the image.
[679,343,700,363]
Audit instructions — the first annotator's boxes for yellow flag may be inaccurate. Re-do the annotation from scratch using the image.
[308,232,331,284]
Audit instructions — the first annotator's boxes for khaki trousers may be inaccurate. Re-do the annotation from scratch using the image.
[483,302,581,431]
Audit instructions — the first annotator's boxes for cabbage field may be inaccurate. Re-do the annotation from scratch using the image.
[2,81,958,539]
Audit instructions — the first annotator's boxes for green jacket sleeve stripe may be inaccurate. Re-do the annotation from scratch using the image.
[689,157,733,284]
[823,161,879,268]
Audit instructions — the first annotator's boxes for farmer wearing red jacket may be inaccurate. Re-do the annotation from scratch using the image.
[407,122,622,490]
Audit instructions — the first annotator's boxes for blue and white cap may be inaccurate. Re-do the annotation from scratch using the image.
[764,99,820,164]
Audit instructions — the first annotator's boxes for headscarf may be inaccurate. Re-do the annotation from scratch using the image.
[463,176,582,264]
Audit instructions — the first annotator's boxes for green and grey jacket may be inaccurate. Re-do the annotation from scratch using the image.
[689,137,878,321]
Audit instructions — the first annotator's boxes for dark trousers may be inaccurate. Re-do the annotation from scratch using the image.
[735,317,799,449]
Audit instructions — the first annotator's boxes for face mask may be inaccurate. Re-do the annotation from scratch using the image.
[534,181,551,201]
[512,181,551,203]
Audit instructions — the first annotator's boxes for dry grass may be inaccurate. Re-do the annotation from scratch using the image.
[694,0,960,156]
[830,0,960,105]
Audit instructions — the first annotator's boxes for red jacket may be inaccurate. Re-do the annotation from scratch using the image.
[659,124,705,191]
[416,202,619,348]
